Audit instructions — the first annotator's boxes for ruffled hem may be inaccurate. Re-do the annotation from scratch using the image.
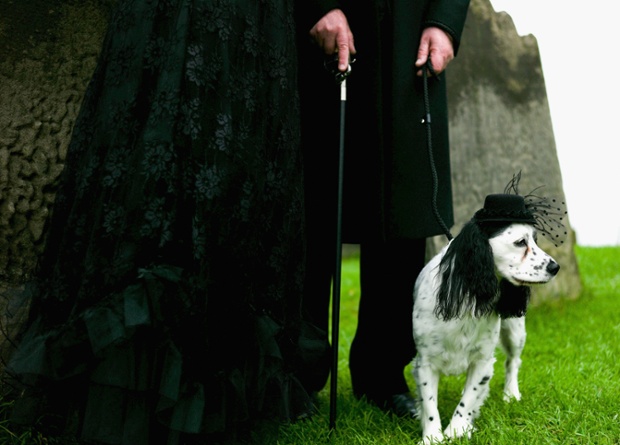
[3,265,326,444]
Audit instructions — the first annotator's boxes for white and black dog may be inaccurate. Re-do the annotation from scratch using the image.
[412,192,562,444]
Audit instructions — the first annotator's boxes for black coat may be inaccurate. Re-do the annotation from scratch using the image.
[297,0,470,243]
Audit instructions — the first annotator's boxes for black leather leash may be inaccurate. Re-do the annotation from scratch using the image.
[422,58,454,241]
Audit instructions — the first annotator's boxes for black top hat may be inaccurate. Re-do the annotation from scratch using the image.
[473,194,536,224]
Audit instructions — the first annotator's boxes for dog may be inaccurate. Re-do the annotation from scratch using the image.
[412,193,560,444]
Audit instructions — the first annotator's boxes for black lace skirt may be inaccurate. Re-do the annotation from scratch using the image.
[2,0,328,443]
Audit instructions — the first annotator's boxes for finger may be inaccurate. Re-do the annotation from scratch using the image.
[428,52,440,73]
[415,53,427,69]
[309,28,335,55]
[321,36,337,55]
[338,49,350,72]
[415,54,429,77]
[415,40,429,76]
[415,35,430,65]
[337,31,355,71]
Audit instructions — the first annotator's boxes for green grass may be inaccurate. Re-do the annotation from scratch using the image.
[1,246,619,444]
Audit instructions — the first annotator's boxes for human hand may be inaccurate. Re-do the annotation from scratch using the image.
[415,27,454,77]
[309,9,356,72]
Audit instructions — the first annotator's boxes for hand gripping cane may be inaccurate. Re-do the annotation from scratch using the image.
[324,55,353,432]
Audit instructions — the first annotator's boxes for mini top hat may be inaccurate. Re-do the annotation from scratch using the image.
[472,172,568,246]
[473,194,536,224]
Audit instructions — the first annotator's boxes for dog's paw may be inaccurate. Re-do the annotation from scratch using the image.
[502,388,522,402]
[419,432,445,445]
[444,418,474,440]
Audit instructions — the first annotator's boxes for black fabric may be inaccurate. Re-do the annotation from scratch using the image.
[2,0,327,443]
[349,239,426,399]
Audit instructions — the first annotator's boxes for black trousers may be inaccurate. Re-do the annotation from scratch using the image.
[300,234,426,399]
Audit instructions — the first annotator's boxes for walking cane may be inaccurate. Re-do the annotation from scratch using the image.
[325,56,353,432]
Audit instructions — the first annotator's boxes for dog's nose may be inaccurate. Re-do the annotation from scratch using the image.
[547,261,560,276]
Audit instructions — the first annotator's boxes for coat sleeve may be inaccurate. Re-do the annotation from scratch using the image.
[423,0,471,55]
[296,0,343,34]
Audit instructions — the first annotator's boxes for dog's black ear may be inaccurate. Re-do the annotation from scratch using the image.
[496,279,531,318]
[435,220,499,320]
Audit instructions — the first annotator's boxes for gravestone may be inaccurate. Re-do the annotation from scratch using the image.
[441,0,581,302]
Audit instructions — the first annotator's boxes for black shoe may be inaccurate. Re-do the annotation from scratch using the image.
[296,391,320,421]
[385,393,418,417]
[363,392,418,418]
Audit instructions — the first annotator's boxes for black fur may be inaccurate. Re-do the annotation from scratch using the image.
[435,220,498,320]
[496,279,531,318]
[435,220,530,321]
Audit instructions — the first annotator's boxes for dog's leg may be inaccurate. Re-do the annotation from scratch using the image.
[443,357,495,440]
[500,316,526,401]
[413,358,444,445]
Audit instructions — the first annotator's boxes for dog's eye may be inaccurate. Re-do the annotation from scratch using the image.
[514,239,527,248]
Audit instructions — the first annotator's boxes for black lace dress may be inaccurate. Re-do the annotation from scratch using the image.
[3,0,326,443]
